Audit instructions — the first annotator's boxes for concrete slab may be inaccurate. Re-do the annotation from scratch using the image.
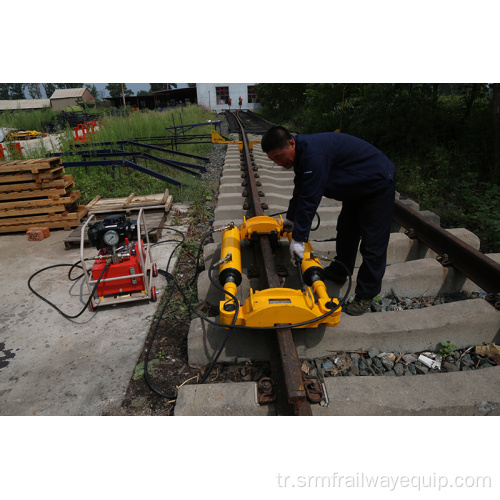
[174,381,272,416]
[187,300,500,367]
[198,252,475,308]
[1,133,64,158]
[314,366,500,416]
[0,209,187,416]
[173,366,500,416]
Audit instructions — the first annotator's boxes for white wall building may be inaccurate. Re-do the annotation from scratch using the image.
[196,83,261,112]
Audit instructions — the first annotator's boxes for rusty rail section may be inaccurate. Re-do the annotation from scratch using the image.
[233,113,312,416]
[394,199,500,309]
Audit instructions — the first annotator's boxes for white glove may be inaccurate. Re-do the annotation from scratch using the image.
[283,218,294,232]
[289,239,304,262]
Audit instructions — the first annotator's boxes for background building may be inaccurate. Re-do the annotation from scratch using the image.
[50,88,95,112]
[196,84,261,112]
[104,87,197,110]
[0,99,51,112]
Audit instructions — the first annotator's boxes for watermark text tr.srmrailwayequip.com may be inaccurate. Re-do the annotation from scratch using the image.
[276,472,492,491]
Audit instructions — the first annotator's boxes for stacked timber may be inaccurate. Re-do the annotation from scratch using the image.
[0,157,87,233]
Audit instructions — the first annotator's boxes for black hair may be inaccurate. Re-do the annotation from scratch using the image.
[261,126,293,153]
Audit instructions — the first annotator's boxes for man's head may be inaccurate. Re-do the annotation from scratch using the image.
[261,126,296,169]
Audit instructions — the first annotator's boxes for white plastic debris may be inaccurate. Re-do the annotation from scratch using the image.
[418,354,442,370]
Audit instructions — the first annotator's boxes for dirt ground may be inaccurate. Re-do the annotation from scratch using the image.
[102,144,271,416]
[103,206,271,416]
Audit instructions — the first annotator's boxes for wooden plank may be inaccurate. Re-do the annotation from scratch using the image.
[164,193,173,213]
[0,221,81,233]
[127,193,168,206]
[0,210,82,226]
[0,204,68,217]
[0,218,83,233]
[122,193,135,208]
[36,166,65,180]
[88,192,169,213]
[0,157,61,174]
[0,166,64,184]
[0,186,68,201]
[0,190,80,210]
[85,195,101,211]
[160,188,169,204]
[0,175,73,193]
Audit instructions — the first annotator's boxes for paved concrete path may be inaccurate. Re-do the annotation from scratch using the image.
[0,209,187,416]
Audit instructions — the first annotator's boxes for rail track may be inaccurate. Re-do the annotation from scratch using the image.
[178,110,500,416]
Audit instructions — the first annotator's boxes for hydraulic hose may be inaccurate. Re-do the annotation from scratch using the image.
[28,260,110,320]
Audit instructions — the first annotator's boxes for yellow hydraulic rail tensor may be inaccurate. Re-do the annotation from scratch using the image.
[217,216,341,328]
[211,129,261,151]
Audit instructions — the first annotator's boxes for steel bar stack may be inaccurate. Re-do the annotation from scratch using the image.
[0,157,86,233]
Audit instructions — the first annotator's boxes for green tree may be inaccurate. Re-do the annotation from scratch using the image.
[42,83,56,98]
[27,83,43,99]
[254,83,307,116]
[0,84,10,100]
[55,83,84,89]
[105,83,133,98]
[8,83,25,99]
[149,83,178,92]
[85,84,99,99]
[492,83,500,183]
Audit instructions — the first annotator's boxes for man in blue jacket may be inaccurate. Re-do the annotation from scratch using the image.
[261,126,395,316]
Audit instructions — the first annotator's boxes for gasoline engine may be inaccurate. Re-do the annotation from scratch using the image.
[81,210,158,310]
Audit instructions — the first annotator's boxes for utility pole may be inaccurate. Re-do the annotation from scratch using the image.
[121,83,126,109]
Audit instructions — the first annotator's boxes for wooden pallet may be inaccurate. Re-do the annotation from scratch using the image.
[0,206,87,233]
[0,175,74,193]
[85,190,171,213]
[0,191,81,211]
[0,157,62,174]
[0,166,65,184]
[63,191,173,249]
[0,157,85,233]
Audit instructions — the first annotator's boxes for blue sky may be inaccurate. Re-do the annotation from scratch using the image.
[24,83,190,99]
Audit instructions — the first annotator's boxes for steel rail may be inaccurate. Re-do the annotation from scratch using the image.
[394,199,500,309]
[241,110,276,129]
[233,113,312,416]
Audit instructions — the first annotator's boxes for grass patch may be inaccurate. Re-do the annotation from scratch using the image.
[396,148,500,253]
[61,105,217,205]
[0,107,56,131]
[3,104,219,207]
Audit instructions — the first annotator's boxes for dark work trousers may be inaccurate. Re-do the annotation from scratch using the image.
[334,179,395,299]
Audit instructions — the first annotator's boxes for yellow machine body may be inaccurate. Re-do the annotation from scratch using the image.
[218,216,341,329]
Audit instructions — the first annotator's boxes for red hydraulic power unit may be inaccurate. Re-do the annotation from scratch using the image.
[81,210,158,310]
[91,240,148,297]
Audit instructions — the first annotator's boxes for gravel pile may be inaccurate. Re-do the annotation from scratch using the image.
[368,291,486,312]
[301,346,499,379]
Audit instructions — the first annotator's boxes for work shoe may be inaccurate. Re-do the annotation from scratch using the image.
[322,264,347,286]
[344,295,373,316]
